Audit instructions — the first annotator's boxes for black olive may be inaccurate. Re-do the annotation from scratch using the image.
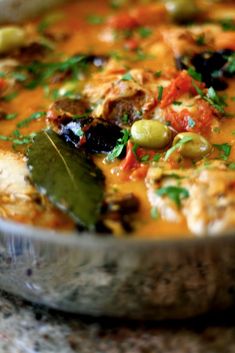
[60,118,123,154]
[103,194,140,216]
[73,53,109,68]
[101,194,140,235]
[85,55,109,68]
[175,50,234,91]
[85,121,123,153]
[191,51,228,74]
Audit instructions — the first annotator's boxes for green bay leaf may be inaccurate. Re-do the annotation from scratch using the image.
[27,130,104,230]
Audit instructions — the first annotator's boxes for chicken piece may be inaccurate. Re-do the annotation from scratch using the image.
[0,150,73,230]
[162,24,235,56]
[83,65,157,124]
[146,161,235,236]
[162,25,216,57]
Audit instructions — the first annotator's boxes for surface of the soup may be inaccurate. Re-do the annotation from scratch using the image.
[0,0,234,238]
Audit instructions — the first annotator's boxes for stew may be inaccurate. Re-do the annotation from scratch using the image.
[0,0,234,238]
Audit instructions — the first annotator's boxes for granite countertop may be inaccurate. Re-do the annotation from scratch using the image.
[0,292,235,353]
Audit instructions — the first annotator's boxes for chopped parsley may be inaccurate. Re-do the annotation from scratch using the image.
[151,207,159,220]
[228,162,235,170]
[173,101,182,106]
[153,153,161,162]
[132,143,139,159]
[156,186,189,207]
[154,71,162,78]
[140,154,150,163]
[157,85,164,101]
[164,136,193,161]
[188,67,202,82]
[122,113,129,124]
[5,113,18,121]
[213,143,232,161]
[18,55,88,89]
[0,131,36,148]
[107,129,130,161]
[17,112,46,128]
[138,27,152,38]
[213,127,221,134]
[193,83,227,114]
[11,72,27,82]
[87,15,105,25]
[38,12,64,34]
[134,49,153,61]
[195,34,206,46]
[2,91,18,102]
[121,72,133,81]
[219,18,235,31]
[226,53,235,75]
[187,117,196,128]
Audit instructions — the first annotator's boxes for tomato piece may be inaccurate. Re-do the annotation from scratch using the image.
[120,141,139,173]
[124,38,139,51]
[160,71,204,108]
[0,78,7,92]
[130,165,149,180]
[108,13,140,30]
[165,99,214,134]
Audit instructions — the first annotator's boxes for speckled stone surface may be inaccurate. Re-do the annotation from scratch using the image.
[0,292,235,353]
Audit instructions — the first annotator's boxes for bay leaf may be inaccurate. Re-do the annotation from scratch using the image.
[27,129,105,230]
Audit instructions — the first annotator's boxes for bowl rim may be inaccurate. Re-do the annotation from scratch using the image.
[0,216,235,251]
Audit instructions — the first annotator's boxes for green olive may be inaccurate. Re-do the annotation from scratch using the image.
[164,0,199,23]
[131,120,172,149]
[0,26,26,54]
[173,132,212,159]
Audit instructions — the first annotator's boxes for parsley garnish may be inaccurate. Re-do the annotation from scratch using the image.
[151,207,159,220]
[87,15,105,25]
[17,112,46,128]
[219,18,235,31]
[18,55,88,89]
[164,136,193,161]
[173,101,182,106]
[206,87,227,113]
[134,49,153,61]
[226,53,235,75]
[156,186,189,207]
[193,83,227,114]
[5,113,18,121]
[132,143,139,159]
[154,71,162,78]
[2,91,18,102]
[188,117,196,128]
[188,67,202,82]
[141,154,150,163]
[121,72,133,81]
[122,113,129,124]
[195,34,205,46]
[228,162,235,170]
[213,127,221,134]
[213,143,231,161]
[153,153,161,162]
[157,85,164,101]
[107,129,130,161]
[138,27,152,38]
